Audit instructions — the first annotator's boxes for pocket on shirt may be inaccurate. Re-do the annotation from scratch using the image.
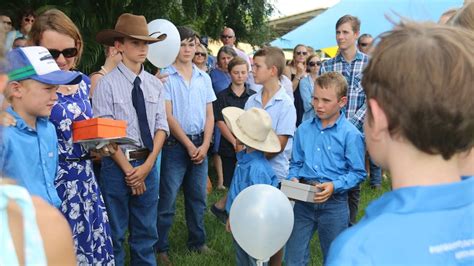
[112,97,133,120]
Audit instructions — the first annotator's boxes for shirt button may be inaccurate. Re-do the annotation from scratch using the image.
[315,165,318,169]
[328,146,331,150]
[317,148,321,151]
[42,160,46,165]
[321,131,324,134]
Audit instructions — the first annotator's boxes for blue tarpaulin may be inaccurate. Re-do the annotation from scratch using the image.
[271,0,464,49]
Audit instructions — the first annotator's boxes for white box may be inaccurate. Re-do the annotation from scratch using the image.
[280,180,321,203]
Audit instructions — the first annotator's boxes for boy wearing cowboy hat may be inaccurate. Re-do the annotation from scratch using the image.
[285,72,366,264]
[222,106,279,266]
[92,13,169,266]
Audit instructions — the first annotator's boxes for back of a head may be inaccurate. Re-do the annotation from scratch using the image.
[449,2,474,30]
[363,22,474,160]
[254,46,286,77]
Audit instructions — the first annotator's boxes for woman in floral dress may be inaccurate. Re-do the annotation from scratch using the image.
[29,9,114,265]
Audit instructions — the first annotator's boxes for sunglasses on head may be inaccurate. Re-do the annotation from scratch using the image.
[221,35,234,39]
[296,51,307,56]
[359,43,370,47]
[195,52,206,57]
[48,48,78,59]
[308,61,321,67]
[23,17,34,23]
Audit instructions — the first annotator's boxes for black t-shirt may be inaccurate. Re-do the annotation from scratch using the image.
[213,84,255,157]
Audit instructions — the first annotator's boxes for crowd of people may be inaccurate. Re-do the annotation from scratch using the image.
[0,2,473,266]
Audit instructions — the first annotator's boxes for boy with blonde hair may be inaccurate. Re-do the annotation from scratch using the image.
[327,22,474,265]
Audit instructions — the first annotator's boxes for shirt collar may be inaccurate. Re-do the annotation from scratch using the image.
[311,110,345,130]
[365,178,474,219]
[168,64,204,78]
[237,149,265,163]
[254,86,286,106]
[117,62,145,84]
[6,106,48,132]
[226,84,253,98]
[335,49,365,64]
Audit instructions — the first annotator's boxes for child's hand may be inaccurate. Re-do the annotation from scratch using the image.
[314,182,334,203]
[226,218,231,233]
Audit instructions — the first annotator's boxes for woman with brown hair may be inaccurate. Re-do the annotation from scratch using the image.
[28,9,114,264]
[284,44,309,126]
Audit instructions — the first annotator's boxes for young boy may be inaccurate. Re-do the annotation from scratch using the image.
[2,46,82,207]
[326,22,474,265]
[93,13,169,265]
[211,56,255,223]
[244,46,296,265]
[222,106,279,266]
[155,26,216,263]
[285,72,366,264]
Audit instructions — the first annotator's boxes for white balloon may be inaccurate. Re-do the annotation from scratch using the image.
[229,184,294,262]
[147,19,180,68]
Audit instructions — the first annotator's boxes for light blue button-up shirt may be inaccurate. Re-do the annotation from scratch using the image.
[226,150,278,213]
[163,64,216,135]
[244,87,296,181]
[288,112,366,193]
[299,75,316,122]
[1,107,61,207]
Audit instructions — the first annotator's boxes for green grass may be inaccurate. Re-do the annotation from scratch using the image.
[125,168,391,265]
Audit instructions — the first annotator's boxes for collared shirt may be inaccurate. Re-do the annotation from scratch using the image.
[299,75,316,122]
[245,87,296,181]
[327,177,474,266]
[288,113,366,193]
[209,68,231,94]
[1,107,61,207]
[226,150,278,213]
[213,85,255,157]
[319,50,369,131]
[92,62,169,149]
[162,64,216,135]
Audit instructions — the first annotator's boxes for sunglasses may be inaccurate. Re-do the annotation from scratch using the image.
[296,51,307,56]
[308,61,322,67]
[48,48,78,59]
[221,35,234,39]
[359,43,370,47]
[23,17,34,23]
[195,52,206,57]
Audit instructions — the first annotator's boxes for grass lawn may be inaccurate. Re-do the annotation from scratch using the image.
[147,174,391,266]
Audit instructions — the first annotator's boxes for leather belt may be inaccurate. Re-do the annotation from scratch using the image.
[186,132,204,141]
[126,148,150,161]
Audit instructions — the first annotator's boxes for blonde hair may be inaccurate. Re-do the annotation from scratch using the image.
[449,2,474,30]
[28,9,83,68]
[254,46,286,77]
[315,72,348,99]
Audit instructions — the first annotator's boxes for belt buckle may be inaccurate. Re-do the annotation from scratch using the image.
[125,149,136,161]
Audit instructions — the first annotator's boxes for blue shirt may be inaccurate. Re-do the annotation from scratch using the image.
[1,107,61,207]
[327,178,474,266]
[298,75,316,122]
[163,64,216,135]
[319,50,369,131]
[245,87,296,181]
[288,113,366,193]
[209,68,231,94]
[226,150,278,213]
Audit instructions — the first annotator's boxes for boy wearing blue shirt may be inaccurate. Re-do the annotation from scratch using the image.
[2,46,82,207]
[222,106,279,266]
[326,22,474,265]
[285,71,366,264]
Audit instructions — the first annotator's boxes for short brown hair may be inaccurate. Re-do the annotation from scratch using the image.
[228,56,248,72]
[28,9,83,68]
[449,2,474,30]
[363,22,474,159]
[253,46,286,77]
[315,72,347,99]
[336,15,360,33]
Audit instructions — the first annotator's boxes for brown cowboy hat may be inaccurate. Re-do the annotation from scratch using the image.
[96,13,166,46]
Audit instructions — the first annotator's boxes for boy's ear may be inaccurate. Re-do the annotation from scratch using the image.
[7,81,23,99]
[114,40,123,53]
[271,65,278,77]
[367,98,389,140]
[338,95,347,108]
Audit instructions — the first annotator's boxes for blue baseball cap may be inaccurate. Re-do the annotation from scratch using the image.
[6,46,82,85]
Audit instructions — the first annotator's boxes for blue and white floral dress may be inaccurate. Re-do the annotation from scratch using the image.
[50,73,114,265]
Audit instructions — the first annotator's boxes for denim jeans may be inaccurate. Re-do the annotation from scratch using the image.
[348,184,360,226]
[233,238,268,266]
[156,135,208,252]
[99,157,159,266]
[369,157,382,186]
[285,193,349,265]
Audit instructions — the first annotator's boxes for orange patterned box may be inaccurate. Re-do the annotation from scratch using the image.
[72,118,127,141]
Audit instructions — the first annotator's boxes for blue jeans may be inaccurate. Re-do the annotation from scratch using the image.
[285,193,349,265]
[233,238,268,266]
[369,157,382,186]
[156,135,208,252]
[99,157,159,266]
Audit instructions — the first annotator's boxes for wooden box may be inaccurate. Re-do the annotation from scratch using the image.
[280,179,321,203]
[72,118,127,141]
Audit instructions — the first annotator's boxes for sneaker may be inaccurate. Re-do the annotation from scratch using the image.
[210,204,228,224]
[156,252,172,266]
[189,244,215,255]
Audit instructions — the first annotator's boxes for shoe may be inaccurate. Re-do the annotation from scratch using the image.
[156,252,172,266]
[217,185,226,190]
[189,244,215,254]
[210,204,228,224]
[371,184,382,190]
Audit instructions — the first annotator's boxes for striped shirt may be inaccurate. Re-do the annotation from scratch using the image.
[319,50,369,131]
[92,62,169,149]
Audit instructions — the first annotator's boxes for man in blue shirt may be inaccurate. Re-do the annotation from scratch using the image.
[222,106,280,266]
[327,22,474,266]
[285,72,366,264]
[2,46,82,207]
[156,26,216,263]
